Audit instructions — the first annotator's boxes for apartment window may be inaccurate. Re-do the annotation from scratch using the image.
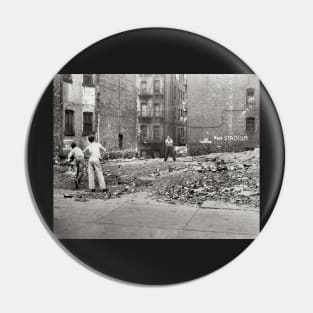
[63,74,72,83]
[154,103,160,117]
[140,125,148,142]
[246,117,255,133]
[246,88,255,106]
[83,74,94,87]
[83,112,93,135]
[153,125,160,141]
[154,80,160,93]
[141,80,147,93]
[64,110,74,136]
[141,103,148,117]
[178,108,184,120]
[178,127,184,144]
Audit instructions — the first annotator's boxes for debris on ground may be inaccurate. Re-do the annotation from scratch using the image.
[55,149,259,207]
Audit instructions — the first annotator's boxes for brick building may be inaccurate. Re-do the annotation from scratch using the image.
[53,74,137,156]
[136,74,187,157]
[187,74,259,154]
[97,74,137,151]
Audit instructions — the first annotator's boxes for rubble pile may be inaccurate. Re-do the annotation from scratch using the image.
[153,150,259,207]
[55,149,259,208]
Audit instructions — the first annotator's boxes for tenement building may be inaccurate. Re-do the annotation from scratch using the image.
[136,74,187,157]
[53,74,137,156]
[53,74,97,155]
[187,74,260,154]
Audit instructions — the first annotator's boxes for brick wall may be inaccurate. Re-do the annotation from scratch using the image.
[98,74,137,151]
[187,74,260,154]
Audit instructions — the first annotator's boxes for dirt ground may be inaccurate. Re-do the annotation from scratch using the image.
[54,150,259,239]
[54,149,260,208]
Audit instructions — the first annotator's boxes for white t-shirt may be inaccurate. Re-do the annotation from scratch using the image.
[68,147,84,161]
[84,142,106,159]
[165,138,174,147]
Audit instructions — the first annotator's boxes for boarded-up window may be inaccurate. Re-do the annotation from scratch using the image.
[153,125,160,141]
[141,80,147,93]
[63,74,72,83]
[83,74,94,87]
[64,110,74,136]
[83,112,93,135]
[154,103,160,117]
[246,117,255,133]
[141,103,148,117]
[246,88,255,106]
[154,80,160,93]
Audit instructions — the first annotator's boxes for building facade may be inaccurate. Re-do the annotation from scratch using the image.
[97,74,137,152]
[53,74,97,155]
[136,74,187,157]
[187,74,260,154]
[53,74,137,156]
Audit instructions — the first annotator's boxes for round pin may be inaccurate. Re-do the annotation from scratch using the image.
[27,28,285,284]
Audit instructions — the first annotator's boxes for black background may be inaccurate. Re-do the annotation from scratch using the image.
[27,28,284,284]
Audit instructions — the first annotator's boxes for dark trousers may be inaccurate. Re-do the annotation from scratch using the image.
[75,159,85,183]
[164,146,176,161]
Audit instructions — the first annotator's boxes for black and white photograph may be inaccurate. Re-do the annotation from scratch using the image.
[54,74,260,239]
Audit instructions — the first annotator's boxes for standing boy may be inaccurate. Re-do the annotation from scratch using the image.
[67,142,85,189]
[164,135,176,161]
[83,134,107,192]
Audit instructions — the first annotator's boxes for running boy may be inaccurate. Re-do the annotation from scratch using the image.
[67,142,85,189]
[83,134,107,192]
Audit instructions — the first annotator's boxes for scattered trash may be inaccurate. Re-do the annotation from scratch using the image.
[55,149,259,207]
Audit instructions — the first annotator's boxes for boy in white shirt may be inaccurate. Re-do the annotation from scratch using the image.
[67,142,85,189]
[83,134,107,192]
[164,135,176,161]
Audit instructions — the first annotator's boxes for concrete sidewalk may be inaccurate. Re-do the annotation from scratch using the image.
[54,190,259,239]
